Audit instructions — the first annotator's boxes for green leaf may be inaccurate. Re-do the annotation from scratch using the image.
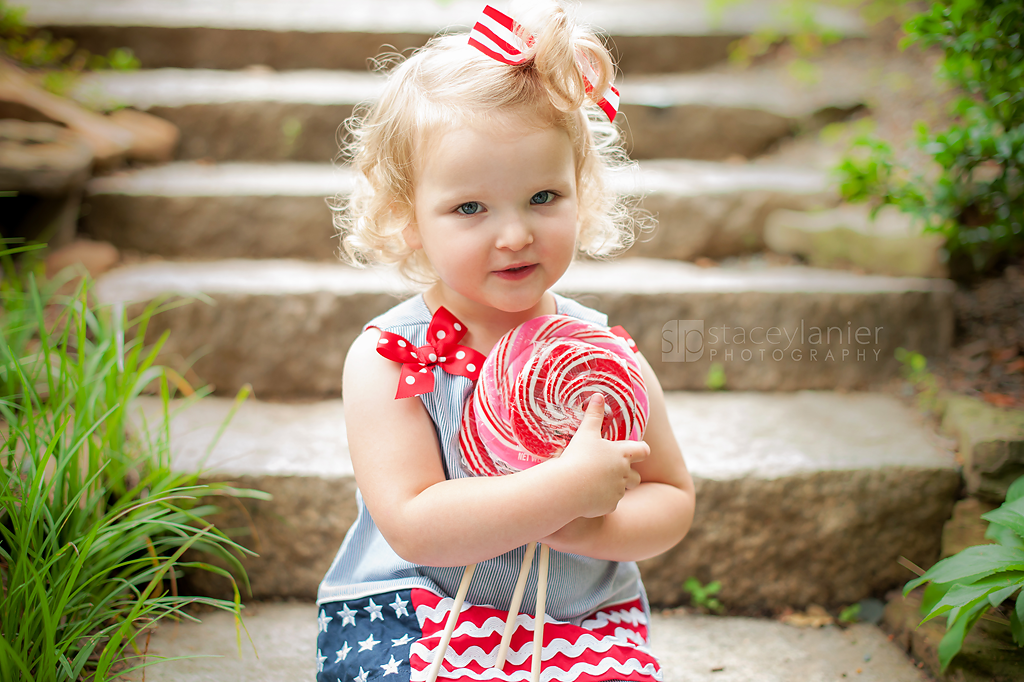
[983,497,1024,539]
[905,545,1024,593]
[1006,474,1024,504]
[1014,592,1024,646]
[987,584,1020,609]
[919,573,1024,624]
[987,520,1024,549]
[922,581,952,613]
[939,602,988,672]
[938,613,970,672]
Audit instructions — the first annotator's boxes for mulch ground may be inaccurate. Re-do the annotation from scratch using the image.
[934,259,1024,408]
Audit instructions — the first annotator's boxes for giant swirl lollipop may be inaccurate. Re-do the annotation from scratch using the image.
[461,315,648,476]
[425,315,648,682]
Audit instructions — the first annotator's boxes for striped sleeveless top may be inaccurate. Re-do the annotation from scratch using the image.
[317,293,648,627]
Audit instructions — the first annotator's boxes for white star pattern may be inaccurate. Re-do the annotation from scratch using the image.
[318,609,333,633]
[391,634,413,647]
[365,599,384,622]
[317,649,327,673]
[339,603,357,627]
[354,667,369,682]
[390,593,409,618]
[358,633,380,651]
[381,655,402,676]
[335,641,351,663]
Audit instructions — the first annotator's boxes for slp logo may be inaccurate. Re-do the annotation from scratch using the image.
[662,320,704,362]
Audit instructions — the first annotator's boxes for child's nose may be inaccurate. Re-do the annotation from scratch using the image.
[495,215,534,250]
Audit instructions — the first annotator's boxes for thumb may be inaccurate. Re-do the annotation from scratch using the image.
[580,392,606,431]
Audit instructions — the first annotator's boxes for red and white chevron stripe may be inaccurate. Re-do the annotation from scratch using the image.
[409,589,661,682]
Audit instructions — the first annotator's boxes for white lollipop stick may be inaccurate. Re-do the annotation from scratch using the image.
[531,544,550,682]
[426,563,477,682]
[494,541,538,671]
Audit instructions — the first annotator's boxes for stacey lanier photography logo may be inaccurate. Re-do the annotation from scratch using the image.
[662,320,886,363]
[660,320,706,362]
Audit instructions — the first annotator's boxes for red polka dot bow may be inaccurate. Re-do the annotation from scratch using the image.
[608,325,639,353]
[467,4,620,122]
[374,307,487,399]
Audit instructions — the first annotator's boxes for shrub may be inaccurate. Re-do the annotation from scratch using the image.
[0,253,263,681]
[904,475,1024,672]
[0,1,139,95]
[835,0,1024,278]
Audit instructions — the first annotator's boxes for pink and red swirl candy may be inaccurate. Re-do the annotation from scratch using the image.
[459,315,648,477]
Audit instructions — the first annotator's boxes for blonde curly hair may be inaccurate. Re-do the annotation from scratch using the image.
[334,0,639,284]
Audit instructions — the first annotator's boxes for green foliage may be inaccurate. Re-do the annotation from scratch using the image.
[904,475,1024,671]
[0,251,265,681]
[895,346,942,413]
[835,0,1024,276]
[838,602,861,623]
[683,577,725,614]
[705,362,726,391]
[0,1,139,95]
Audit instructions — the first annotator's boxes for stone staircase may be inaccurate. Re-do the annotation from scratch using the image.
[20,0,956,679]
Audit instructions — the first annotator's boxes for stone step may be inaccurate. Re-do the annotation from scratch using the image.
[81,160,836,262]
[72,60,867,162]
[133,389,957,613]
[119,601,932,682]
[24,0,865,74]
[95,258,954,397]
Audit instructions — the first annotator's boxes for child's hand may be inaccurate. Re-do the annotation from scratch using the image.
[552,392,649,519]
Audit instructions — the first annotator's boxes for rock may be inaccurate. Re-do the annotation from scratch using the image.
[0,119,93,194]
[764,204,947,278]
[130,397,357,601]
[640,466,959,611]
[107,108,180,162]
[0,60,133,166]
[941,497,998,559]
[779,604,834,628]
[623,159,837,261]
[182,473,360,601]
[884,587,1024,682]
[45,238,120,279]
[0,119,93,248]
[941,394,1024,503]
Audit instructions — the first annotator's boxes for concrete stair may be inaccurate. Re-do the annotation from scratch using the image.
[119,602,932,682]
[23,0,960,677]
[80,159,837,262]
[24,0,865,73]
[95,258,954,396]
[134,389,957,612]
[72,58,867,162]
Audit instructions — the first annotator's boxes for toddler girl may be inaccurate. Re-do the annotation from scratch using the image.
[317,3,695,681]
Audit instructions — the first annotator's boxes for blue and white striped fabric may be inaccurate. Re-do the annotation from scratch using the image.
[317,294,648,627]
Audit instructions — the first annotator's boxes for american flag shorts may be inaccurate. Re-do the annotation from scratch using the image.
[316,589,662,682]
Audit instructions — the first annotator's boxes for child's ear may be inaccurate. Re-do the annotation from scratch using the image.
[402,222,422,250]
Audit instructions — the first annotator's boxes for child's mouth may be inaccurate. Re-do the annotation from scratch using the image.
[495,264,537,280]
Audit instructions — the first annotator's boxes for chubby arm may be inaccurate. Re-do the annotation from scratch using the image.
[540,353,696,562]
[344,328,649,568]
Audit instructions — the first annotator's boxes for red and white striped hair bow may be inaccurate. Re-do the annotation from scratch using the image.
[468,4,620,122]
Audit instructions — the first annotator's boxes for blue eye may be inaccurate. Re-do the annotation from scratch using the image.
[531,191,555,205]
[456,202,482,215]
